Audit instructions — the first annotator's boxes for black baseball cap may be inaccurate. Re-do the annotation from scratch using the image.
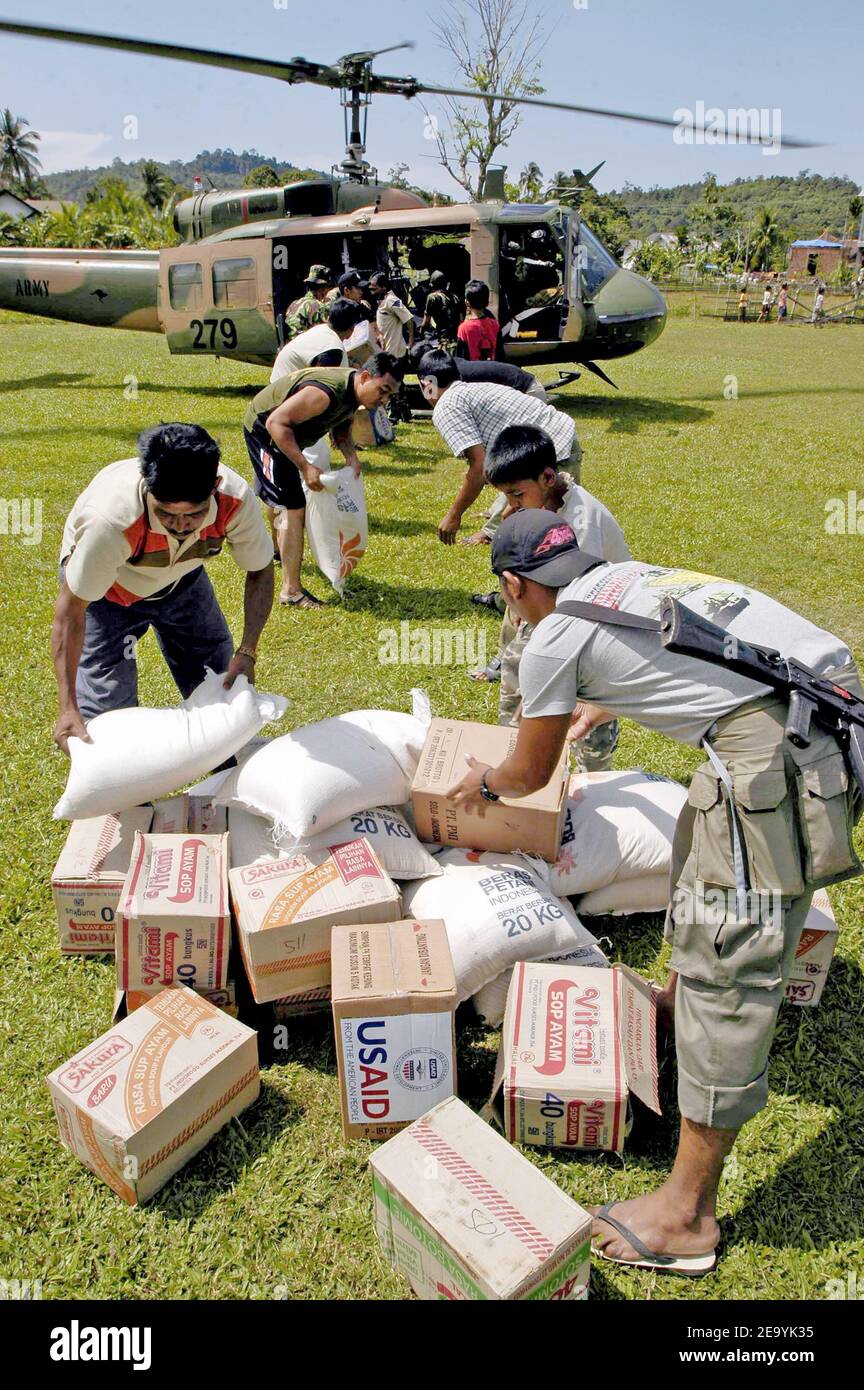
[491,509,606,587]
[338,270,362,290]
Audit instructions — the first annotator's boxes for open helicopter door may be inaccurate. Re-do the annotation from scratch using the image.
[158,239,278,364]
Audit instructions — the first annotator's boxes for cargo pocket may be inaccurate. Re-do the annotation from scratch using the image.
[733,769,805,897]
[790,746,861,886]
[688,765,735,888]
[669,883,786,989]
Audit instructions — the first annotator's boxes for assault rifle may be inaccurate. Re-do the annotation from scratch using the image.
[557,596,864,794]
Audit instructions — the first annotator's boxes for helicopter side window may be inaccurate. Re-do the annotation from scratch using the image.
[499,224,565,337]
[212,258,257,310]
[168,261,203,312]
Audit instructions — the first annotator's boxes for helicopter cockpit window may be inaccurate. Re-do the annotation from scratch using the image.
[212,257,257,310]
[576,224,618,300]
[168,261,203,311]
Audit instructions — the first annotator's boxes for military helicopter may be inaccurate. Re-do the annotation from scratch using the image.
[0,19,814,378]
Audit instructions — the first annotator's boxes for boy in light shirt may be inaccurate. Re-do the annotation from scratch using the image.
[477,423,630,769]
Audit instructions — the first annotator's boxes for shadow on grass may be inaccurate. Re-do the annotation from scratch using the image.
[0,371,259,398]
[153,1080,303,1223]
[367,515,433,538]
[552,394,714,433]
[340,571,486,620]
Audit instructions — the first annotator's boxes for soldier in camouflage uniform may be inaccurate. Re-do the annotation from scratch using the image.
[420,270,462,352]
[285,264,334,339]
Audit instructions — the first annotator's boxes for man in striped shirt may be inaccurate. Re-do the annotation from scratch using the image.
[420,356,582,545]
[53,424,274,753]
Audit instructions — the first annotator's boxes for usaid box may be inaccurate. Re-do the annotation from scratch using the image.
[370,1096,592,1300]
[331,919,457,1140]
[113,980,239,1023]
[489,962,660,1152]
[47,987,259,1205]
[229,838,402,1005]
[116,833,230,994]
[52,807,154,955]
[411,719,568,862]
[786,890,839,1007]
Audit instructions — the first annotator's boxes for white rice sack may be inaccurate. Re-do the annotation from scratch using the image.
[549,769,687,897]
[54,671,288,821]
[228,803,441,881]
[401,848,607,1003]
[216,706,429,841]
[302,440,368,596]
[577,873,670,916]
[473,941,610,1029]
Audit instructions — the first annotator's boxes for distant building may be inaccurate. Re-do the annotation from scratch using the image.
[621,231,679,269]
[787,235,861,277]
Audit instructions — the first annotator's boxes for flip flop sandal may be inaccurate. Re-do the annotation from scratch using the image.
[468,654,502,683]
[470,590,502,610]
[592,1201,718,1278]
[281,587,324,609]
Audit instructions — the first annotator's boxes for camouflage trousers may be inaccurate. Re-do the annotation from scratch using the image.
[496,608,619,771]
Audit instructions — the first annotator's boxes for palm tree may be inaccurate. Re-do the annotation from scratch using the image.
[140,160,171,213]
[518,161,543,201]
[0,109,43,195]
[748,205,781,271]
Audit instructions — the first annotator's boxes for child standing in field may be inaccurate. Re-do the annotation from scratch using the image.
[811,286,825,325]
[757,285,773,322]
[738,289,748,322]
[456,279,504,361]
[777,283,788,321]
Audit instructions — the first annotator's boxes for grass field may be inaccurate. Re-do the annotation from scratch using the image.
[1,309,862,1302]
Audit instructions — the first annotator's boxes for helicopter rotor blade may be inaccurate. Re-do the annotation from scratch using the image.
[0,20,338,85]
[414,82,820,149]
[340,41,415,64]
[0,19,820,148]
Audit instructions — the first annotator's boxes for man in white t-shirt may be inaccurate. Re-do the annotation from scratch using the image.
[420,355,582,546]
[369,271,414,423]
[270,298,362,381]
[447,509,862,1277]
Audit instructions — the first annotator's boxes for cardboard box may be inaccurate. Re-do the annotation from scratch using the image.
[188,794,227,835]
[113,980,239,1023]
[229,838,402,1005]
[151,795,189,834]
[46,987,259,1205]
[52,807,154,955]
[273,988,332,1020]
[117,833,230,993]
[411,719,568,862]
[489,962,660,1152]
[786,889,839,1006]
[332,919,457,1140]
[370,1096,592,1300]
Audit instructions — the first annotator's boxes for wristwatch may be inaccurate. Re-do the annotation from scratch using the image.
[480,770,500,803]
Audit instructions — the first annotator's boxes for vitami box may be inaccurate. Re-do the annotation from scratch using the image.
[47,987,259,1205]
[489,962,661,1153]
[116,833,230,993]
[229,838,402,1005]
[52,807,154,955]
[331,919,457,1140]
[370,1096,593,1300]
[411,719,568,862]
[786,889,839,1006]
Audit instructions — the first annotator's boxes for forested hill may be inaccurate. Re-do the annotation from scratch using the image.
[42,149,327,201]
[613,172,860,239]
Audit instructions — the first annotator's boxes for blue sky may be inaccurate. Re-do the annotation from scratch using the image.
[1,0,861,194]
